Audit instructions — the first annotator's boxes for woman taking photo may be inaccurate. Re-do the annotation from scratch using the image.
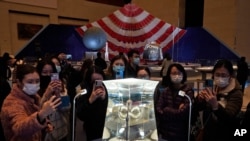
[1,64,61,141]
[76,65,108,141]
[196,59,243,141]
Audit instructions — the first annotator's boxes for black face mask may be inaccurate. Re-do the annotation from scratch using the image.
[40,76,51,89]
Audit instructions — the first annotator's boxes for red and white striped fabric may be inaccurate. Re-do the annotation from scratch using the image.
[76,4,186,58]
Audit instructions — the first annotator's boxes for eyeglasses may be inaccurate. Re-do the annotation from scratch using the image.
[214,73,230,78]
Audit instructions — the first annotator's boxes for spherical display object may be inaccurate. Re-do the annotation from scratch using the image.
[82,27,107,51]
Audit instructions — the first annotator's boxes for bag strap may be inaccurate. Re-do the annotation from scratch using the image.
[199,111,212,129]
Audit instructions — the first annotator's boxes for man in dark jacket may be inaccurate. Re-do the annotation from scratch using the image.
[126,49,140,78]
[94,52,107,70]
[236,56,249,93]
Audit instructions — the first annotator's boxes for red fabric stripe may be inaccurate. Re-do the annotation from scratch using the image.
[75,24,93,36]
[119,4,143,17]
[156,26,175,44]
[108,14,154,30]
[97,20,165,43]
[76,4,186,57]
[107,41,145,54]
[75,28,84,36]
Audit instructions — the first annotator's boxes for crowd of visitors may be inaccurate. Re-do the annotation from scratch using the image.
[0,51,248,141]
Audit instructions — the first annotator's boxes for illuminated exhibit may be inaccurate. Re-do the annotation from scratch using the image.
[102,78,159,140]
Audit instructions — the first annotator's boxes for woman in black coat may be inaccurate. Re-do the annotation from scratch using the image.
[76,66,108,141]
[156,63,194,141]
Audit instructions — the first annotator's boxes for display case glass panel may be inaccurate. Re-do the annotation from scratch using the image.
[102,78,159,141]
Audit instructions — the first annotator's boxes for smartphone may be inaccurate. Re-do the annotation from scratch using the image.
[57,95,70,109]
[205,79,213,88]
[66,54,72,59]
[94,80,103,89]
[51,73,59,81]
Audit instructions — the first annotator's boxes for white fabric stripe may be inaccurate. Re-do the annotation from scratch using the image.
[100,17,165,37]
[86,22,182,49]
[80,23,182,50]
[113,10,149,24]
[160,28,183,47]
[145,23,172,44]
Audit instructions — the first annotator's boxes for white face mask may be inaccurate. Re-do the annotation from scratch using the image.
[55,65,61,73]
[22,83,40,95]
[170,74,183,84]
[138,76,149,80]
[214,76,229,88]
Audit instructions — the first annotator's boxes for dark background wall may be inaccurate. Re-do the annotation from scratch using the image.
[185,0,204,28]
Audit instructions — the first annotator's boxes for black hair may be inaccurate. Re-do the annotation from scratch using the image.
[240,57,246,62]
[137,66,151,77]
[164,63,187,86]
[107,55,127,76]
[80,59,94,73]
[84,65,105,88]
[97,52,102,57]
[127,49,140,58]
[16,64,37,82]
[212,59,234,79]
[36,59,57,76]
[50,55,61,64]
[164,53,172,60]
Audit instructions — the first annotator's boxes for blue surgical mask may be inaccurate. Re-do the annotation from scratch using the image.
[113,66,125,79]
[133,58,140,65]
[113,66,125,72]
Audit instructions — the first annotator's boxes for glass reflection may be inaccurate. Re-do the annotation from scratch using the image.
[102,78,159,141]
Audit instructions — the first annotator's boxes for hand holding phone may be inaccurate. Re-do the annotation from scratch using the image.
[51,73,59,81]
[94,80,103,90]
[50,73,61,96]
[89,80,106,103]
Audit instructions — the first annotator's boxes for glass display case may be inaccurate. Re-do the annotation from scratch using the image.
[102,78,159,141]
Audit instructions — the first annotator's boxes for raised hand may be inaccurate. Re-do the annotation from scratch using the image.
[38,95,62,120]
[199,87,218,110]
[44,80,62,98]
[89,86,106,104]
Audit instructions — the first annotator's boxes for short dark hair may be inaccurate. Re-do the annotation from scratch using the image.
[97,52,102,57]
[212,59,234,79]
[137,66,151,77]
[164,63,187,86]
[240,57,246,62]
[164,53,172,60]
[16,64,37,82]
[127,49,139,58]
